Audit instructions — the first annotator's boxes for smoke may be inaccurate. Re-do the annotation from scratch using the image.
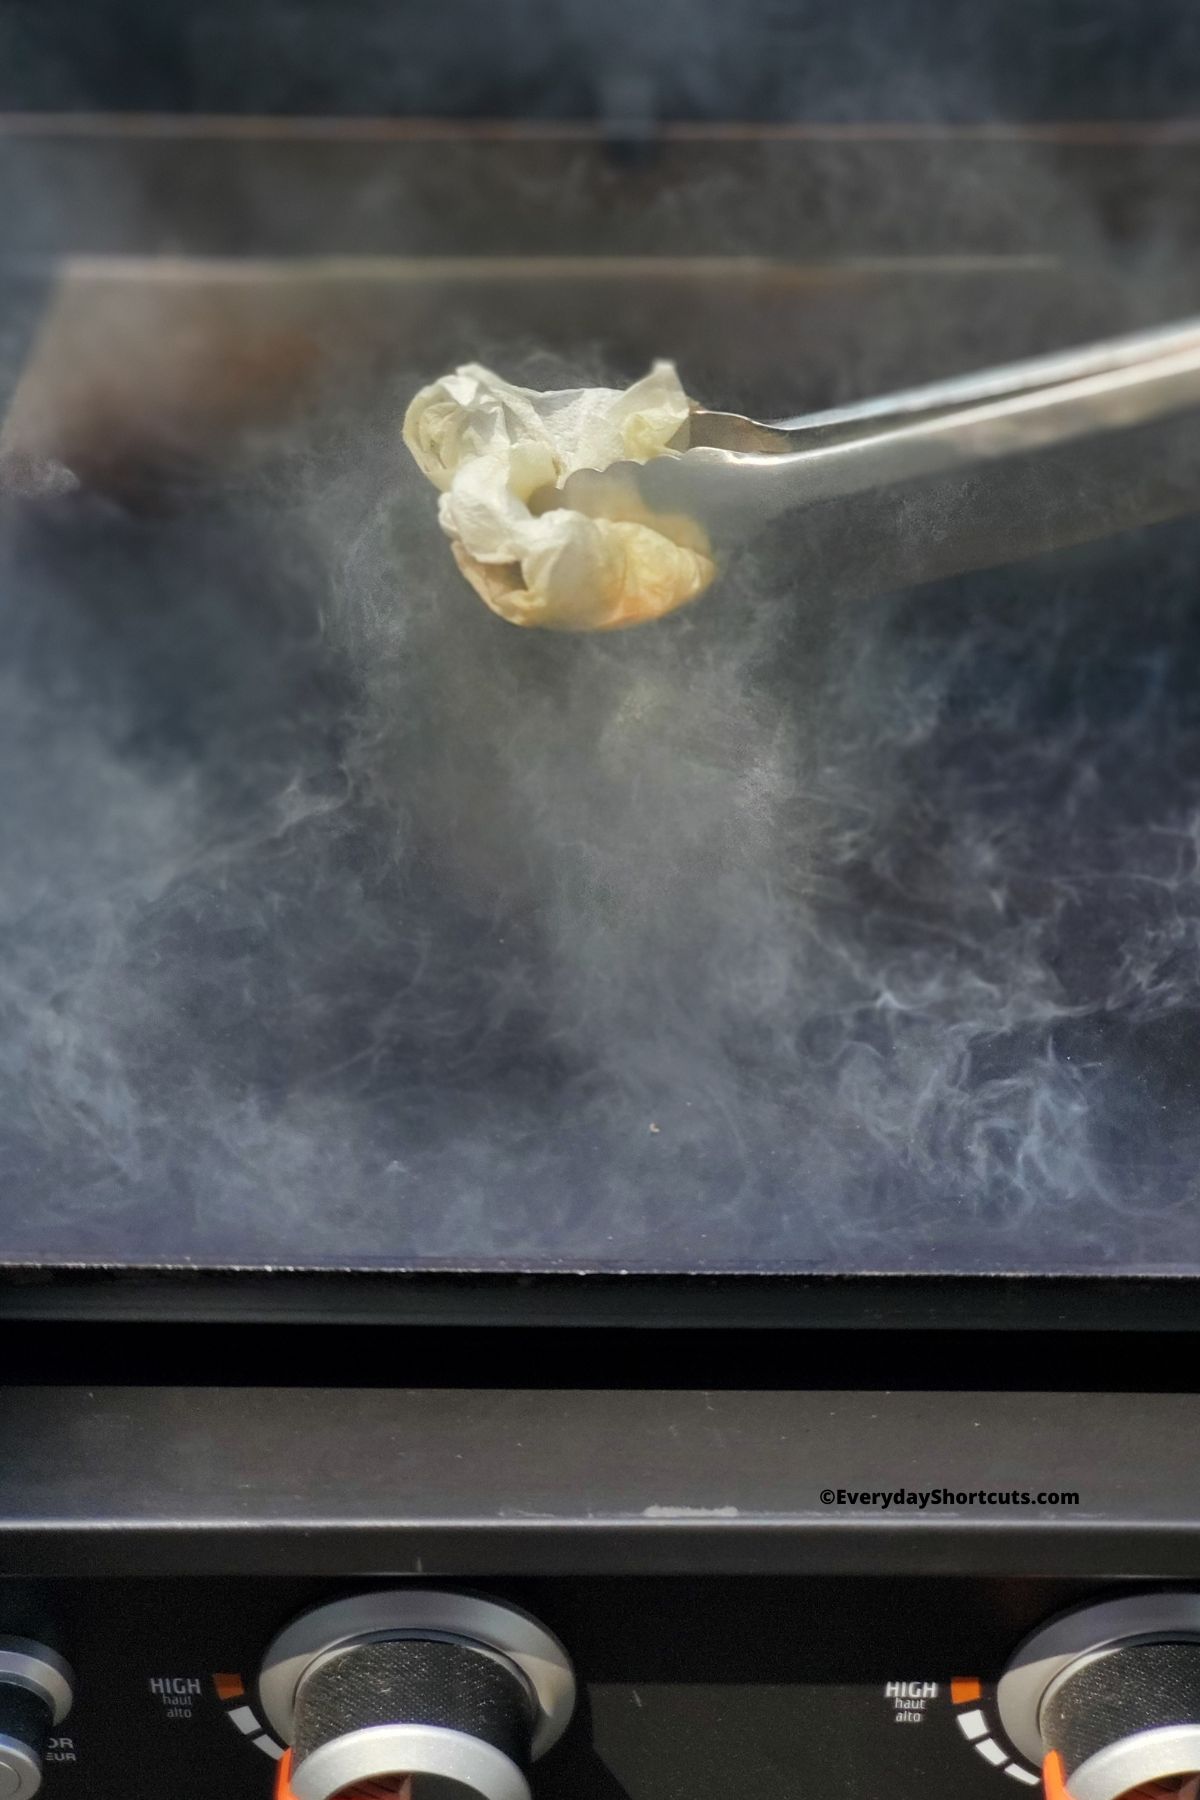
[5,370,1200,1273]
[4,11,1200,1271]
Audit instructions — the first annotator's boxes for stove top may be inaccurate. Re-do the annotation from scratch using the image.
[4,421,1200,1280]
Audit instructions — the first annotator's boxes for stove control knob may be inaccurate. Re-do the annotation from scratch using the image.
[0,1641,74,1800]
[260,1591,575,1800]
[290,1637,535,1800]
[999,1595,1200,1800]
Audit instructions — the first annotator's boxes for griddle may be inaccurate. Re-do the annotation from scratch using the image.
[4,120,1200,1327]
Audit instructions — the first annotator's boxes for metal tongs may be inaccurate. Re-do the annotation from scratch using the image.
[555,315,1200,588]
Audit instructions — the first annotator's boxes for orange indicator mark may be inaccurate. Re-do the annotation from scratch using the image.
[951,1677,983,1705]
[275,1750,295,1800]
[212,1672,246,1701]
[1043,1750,1077,1800]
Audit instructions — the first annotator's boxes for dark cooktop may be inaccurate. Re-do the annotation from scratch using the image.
[4,408,1200,1280]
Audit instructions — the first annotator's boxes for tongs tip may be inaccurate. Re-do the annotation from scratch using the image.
[685,407,797,456]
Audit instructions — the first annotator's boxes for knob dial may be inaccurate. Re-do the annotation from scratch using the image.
[292,1638,534,1800]
[1041,1641,1200,1800]
[999,1595,1200,1800]
[0,1640,74,1800]
[260,1592,575,1800]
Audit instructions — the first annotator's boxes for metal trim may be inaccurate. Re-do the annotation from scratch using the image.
[0,1730,42,1800]
[8,1268,1200,1333]
[288,1723,530,1800]
[0,1643,73,1727]
[8,1387,1200,1580]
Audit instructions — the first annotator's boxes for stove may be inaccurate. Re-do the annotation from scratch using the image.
[5,5,1200,1798]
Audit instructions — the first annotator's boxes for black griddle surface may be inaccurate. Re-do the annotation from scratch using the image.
[4,452,1200,1276]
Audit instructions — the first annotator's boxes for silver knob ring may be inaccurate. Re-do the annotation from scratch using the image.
[0,1733,45,1800]
[260,1590,575,1759]
[288,1723,531,1800]
[0,1645,73,1728]
[998,1593,1200,1764]
[0,1640,75,1800]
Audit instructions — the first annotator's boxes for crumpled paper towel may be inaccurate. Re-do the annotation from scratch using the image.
[403,361,715,631]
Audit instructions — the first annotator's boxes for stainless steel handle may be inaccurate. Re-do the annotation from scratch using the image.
[774,314,1200,435]
[605,313,1200,606]
[762,334,1200,510]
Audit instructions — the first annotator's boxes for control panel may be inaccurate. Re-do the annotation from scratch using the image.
[8,1577,1200,1799]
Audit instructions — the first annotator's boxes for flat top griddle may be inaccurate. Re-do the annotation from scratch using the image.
[5,435,1200,1283]
[3,126,1200,1307]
